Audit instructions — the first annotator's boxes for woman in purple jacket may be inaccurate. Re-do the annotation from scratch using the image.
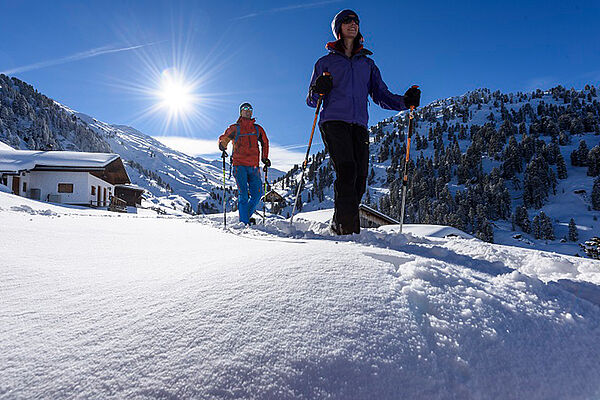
[307,9,420,235]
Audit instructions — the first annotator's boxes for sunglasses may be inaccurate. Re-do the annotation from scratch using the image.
[341,16,359,25]
[241,106,253,111]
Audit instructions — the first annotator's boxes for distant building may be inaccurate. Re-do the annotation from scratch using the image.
[0,149,134,208]
[263,189,286,205]
[114,184,145,207]
[359,204,399,228]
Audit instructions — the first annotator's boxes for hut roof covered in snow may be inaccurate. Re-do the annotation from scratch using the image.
[0,150,130,184]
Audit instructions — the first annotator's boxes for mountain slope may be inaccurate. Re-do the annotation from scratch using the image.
[2,190,600,399]
[270,85,600,257]
[0,74,237,213]
[68,110,232,208]
[2,73,599,253]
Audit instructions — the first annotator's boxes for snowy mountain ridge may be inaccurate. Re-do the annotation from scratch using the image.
[2,74,599,256]
[58,103,238,212]
[0,74,244,213]
[0,74,288,214]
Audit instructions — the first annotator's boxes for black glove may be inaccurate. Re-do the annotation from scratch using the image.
[262,158,271,167]
[313,74,333,96]
[218,142,227,152]
[404,86,421,108]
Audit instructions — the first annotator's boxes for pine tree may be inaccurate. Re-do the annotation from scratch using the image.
[540,211,555,240]
[523,155,555,208]
[587,145,600,176]
[476,219,494,243]
[592,177,600,211]
[571,117,584,135]
[502,136,522,178]
[531,214,542,239]
[545,142,561,165]
[570,149,579,166]
[514,205,531,233]
[531,211,554,240]
[568,218,578,242]
[580,237,600,260]
[556,153,568,179]
[576,140,589,166]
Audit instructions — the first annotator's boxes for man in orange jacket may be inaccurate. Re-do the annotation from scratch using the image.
[218,102,270,225]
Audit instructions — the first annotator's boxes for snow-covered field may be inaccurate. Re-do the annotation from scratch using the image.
[2,192,600,399]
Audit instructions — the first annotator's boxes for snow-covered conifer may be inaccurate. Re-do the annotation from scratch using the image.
[587,146,600,177]
[592,178,600,211]
[568,218,578,242]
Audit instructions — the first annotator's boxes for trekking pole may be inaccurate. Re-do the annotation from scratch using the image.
[399,86,419,233]
[290,86,326,224]
[221,150,227,228]
[263,165,268,225]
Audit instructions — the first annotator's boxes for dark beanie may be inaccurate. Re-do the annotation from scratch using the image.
[331,9,360,39]
[239,102,253,114]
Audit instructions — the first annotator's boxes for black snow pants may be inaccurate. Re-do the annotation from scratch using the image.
[320,121,369,234]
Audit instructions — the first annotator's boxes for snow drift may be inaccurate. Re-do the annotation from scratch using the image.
[1,192,600,399]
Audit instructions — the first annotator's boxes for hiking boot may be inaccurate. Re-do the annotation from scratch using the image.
[330,220,353,235]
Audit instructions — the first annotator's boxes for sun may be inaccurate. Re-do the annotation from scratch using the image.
[156,68,195,118]
[109,35,232,136]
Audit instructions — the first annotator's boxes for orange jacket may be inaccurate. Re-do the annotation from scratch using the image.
[218,117,269,167]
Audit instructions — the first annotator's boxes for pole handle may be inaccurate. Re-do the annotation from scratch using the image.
[409,85,419,112]
[315,72,331,96]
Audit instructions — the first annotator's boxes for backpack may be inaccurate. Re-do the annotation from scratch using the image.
[233,123,260,152]
[229,124,261,177]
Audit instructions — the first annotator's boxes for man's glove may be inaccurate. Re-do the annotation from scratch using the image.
[404,86,421,108]
[262,158,271,167]
[218,142,227,152]
[313,74,333,96]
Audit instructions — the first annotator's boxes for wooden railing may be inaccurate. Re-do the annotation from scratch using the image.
[108,196,127,213]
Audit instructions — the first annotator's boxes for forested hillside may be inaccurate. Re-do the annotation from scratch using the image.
[267,85,600,255]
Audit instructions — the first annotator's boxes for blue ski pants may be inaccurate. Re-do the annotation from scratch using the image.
[234,165,263,224]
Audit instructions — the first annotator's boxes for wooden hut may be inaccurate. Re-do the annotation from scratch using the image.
[359,204,399,228]
[114,184,145,207]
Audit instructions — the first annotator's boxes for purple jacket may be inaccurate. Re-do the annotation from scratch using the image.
[307,41,407,128]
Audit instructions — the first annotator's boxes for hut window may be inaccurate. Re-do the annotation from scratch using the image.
[58,183,74,193]
[91,186,96,195]
[23,182,27,192]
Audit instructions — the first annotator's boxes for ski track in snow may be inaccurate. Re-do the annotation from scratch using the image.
[2,193,600,399]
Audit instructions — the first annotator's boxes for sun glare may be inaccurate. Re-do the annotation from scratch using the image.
[109,29,234,136]
[158,68,194,116]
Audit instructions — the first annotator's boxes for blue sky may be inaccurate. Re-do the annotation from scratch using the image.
[1,0,599,169]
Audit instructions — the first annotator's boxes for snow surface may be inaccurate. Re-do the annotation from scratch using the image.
[2,191,600,399]
[297,208,473,239]
[0,141,14,151]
